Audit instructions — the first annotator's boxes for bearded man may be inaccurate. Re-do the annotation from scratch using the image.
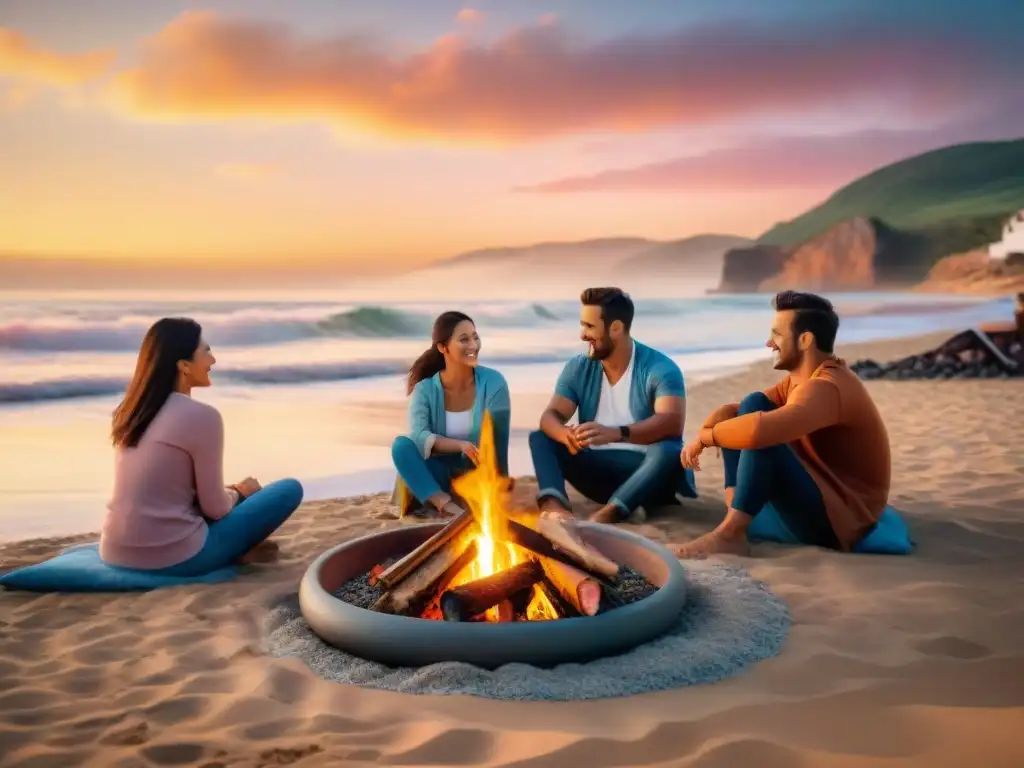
[529,287,697,524]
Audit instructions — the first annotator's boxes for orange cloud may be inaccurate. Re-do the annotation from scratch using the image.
[455,8,484,24]
[0,27,116,86]
[105,12,1019,144]
[214,162,281,180]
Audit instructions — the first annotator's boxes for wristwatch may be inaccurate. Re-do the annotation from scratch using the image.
[619,425,631,442]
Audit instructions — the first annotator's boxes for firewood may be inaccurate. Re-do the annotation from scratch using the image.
[505,519,620,582]
[496,600,515,623]
[372,509,473,589]
[536,577,574,618]
[535,513,620,578]
[537,555,603,616]
[370,531,479,616]
[440,559,544,622]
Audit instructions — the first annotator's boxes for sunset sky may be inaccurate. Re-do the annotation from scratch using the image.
[1,0,1022,274]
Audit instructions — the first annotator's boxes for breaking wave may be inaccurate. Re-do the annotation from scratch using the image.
[0,303,569,353]
[0,343,757,404]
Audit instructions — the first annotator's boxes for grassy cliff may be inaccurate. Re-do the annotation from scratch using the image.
[758,139,1024,267]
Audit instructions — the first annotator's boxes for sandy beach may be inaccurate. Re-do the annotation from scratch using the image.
[2,333,1023,768]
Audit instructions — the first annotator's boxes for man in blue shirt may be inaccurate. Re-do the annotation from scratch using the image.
[529,287,697,524]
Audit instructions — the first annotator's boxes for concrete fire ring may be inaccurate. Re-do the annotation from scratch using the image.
[298,521,688,669]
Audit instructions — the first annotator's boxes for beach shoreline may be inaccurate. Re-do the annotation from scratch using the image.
[2,331,1023,767]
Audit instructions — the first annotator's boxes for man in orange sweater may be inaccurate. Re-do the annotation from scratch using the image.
[675,291,891,557]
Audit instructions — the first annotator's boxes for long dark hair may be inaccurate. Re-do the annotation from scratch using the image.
[407,311,473,394]
[111,318,203,448]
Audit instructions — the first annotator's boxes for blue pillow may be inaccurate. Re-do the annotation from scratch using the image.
[0,543,239,592]
[748,504,913,555]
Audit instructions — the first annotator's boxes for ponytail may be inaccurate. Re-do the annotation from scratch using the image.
[407,310,475,395]
[407,346,446,394]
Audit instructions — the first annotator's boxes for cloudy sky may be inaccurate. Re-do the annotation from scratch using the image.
[1,0,1021,273]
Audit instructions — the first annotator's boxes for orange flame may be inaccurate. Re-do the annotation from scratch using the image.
[450,411,558,621]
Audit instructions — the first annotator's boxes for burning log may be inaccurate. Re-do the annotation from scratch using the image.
[372,509,474,589]
[537,556,603,616]
[536,514,620,579]
[506,519,620,581]
[536,577,576,619]
[371,533,479,616]
[440,559,543,622]
[496,600,515,623]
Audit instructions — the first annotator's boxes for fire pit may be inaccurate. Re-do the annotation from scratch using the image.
[298,414,688,669]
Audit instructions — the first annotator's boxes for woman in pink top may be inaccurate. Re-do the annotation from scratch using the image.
[100,318,303,575]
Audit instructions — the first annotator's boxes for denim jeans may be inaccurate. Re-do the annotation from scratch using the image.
[528,430,685,520]
[391,436,473,506]
[155,478,304,577]
[724,392,840,549]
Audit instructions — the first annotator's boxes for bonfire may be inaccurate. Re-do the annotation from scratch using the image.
[366,412,622,623]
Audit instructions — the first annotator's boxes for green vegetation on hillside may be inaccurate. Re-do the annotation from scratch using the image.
[758,139,1024,265]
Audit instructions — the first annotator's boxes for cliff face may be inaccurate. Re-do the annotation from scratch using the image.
[716,216,939,293]
[914,249,1024,295]
[760,217,877,292]
[717,244,788,292]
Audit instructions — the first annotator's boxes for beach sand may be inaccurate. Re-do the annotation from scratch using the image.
[2,333,1023,767]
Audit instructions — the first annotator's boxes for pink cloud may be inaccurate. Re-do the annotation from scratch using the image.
[514,117,1024,193]
[104,12,1017,144]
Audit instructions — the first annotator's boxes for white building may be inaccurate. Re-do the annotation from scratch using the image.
[989,209,1024,261]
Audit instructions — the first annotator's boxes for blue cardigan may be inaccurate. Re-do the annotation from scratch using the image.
[554,340,697,497]
[408,364,511,476]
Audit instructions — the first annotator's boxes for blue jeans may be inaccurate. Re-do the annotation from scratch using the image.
[391,436,472,506]
[725,392,839,549]
[155,478,304,577]
[529,430,687,520]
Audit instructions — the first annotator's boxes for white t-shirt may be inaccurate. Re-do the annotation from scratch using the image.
[591,344,646,453]
[445,410,472,441]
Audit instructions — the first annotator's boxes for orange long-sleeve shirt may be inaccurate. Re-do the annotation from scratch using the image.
[704,359,891,551]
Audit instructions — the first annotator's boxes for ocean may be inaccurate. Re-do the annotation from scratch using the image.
[0,290,1012,541]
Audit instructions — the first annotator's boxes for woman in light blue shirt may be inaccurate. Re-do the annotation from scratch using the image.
[391,311,511,517]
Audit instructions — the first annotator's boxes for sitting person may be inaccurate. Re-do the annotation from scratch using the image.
[99,318,303,576]
[675,291,890,557]
[391,311,511,518]
[979,291,1024,367]
[530,287,696,524]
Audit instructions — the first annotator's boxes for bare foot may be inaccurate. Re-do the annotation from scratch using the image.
[239,539,280,565]
[539,501,574,523]
[588,504,624,524]
[672,529,750,559]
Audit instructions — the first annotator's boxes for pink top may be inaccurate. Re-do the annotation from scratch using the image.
[100,392,235,569]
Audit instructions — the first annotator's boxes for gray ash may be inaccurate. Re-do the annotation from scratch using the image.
[332,562,657,616]
[333,570,383,609]
[605,566,658,608]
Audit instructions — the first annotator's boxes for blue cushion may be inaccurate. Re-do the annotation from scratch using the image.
[0,543,239,592]
[748,504,913,555]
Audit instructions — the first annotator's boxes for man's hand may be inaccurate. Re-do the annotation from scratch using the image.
[560,425,583,454]
[680,438,705,470]
[575,422,619,448]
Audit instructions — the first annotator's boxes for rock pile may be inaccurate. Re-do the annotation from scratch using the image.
[851,354,1019,380]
